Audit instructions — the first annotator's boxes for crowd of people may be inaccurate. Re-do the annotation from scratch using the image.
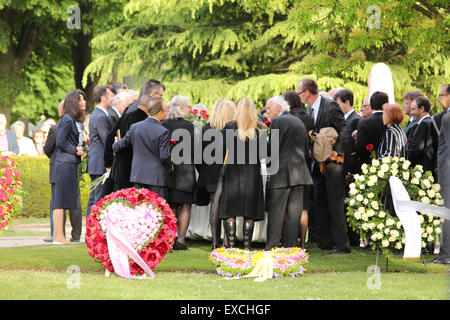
[9,77,449,265]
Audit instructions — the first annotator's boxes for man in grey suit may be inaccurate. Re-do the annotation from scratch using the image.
[429,84,450,265]
[86,85,115,217]
[112,97,172,199]
[265,96,313,249]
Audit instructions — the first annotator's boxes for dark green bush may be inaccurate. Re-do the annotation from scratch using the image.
[11,156,90,218]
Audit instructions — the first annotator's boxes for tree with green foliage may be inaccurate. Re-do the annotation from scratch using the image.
[0,0,126,124]
[85,0,449,112]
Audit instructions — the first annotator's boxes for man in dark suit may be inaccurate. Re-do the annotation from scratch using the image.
[407,97,435,173]
[264,95,313,249]
[402,91,424,142]
[355,91,388,165]
[299,78,351,254]
[334,89,362,174]
[333,88,362,248]
[107,91,135,125]
[43,100,82,242]
[428,87,450,265]
[428,85,450,176]
[86,85,115,217]
[112,97,171,199]
[104,79,165,191]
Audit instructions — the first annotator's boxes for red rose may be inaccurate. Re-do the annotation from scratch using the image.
[202,114,209,119]
[191,109,198,114]
[170,139,177,145]
[264,120,271,127]
[366,144,374,151]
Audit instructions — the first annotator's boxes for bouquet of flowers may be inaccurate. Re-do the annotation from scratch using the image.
[0,156,23,237]
[346,156,444,255]
[85,187,178,276]
[210,247,308,278]
[188,108,209,133]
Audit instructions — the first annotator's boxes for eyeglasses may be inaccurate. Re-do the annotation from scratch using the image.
[152,91,164,97]
[297,90,306,95]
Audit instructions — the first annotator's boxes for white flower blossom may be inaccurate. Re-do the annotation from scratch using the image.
[354,212,361,220]
[370,166,377,173]
[395,242,402,249]
[436,227,441,234]
[378,211,386,218]
[371,201,379,210]
[402,171,410,180]
[372,159,380,167]
[356,194,363,202]
[377,223,384,230]
[396,222,402,228]
[411,178,420,185]
[414,171,422,179]
[367,209,375,217]
[386,218,395,226]
[384,228,390,235]
[377,171,385,178]
[402,160,411,170]
[349,199,356,206]
[421,197,430,204]
[382,157,390,164]
[419,215,424,223]
[382,240,390,247]
[367,192,374,199]
[418,190,426,197]
[349,183,356,190]
[422,179,430,188]
[358,207,365,213]
[432,184,440,192]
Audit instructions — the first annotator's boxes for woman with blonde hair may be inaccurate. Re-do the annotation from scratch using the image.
[196,98,236,249]
[216,97,265,249]
[162,95,195,250]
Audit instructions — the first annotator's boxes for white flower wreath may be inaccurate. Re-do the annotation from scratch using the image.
[346,156,444,255]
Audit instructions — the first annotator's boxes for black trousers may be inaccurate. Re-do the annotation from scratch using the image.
[266,185,304,250]
[312,162,350,250]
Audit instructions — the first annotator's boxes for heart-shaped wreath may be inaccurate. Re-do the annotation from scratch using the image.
[0,156,23,237]
[85,188,178,275]
[210,247,308,278]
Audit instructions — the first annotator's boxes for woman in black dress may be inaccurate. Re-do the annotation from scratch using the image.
[162,95,196,250]
[283,90,314,249]
[53,90,86,244]
[196,98,236,249]
[218,98,266,249]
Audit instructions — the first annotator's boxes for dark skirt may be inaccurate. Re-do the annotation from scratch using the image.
[217,164,265,221]
[169,189,195,205]
[53,161,79,210]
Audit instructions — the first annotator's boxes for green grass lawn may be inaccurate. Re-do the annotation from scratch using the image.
[0,240,448,300]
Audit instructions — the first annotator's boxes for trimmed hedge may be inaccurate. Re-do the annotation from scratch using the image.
[11,156,90,218]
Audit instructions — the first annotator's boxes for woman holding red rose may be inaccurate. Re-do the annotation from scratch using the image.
[377,103,407,158]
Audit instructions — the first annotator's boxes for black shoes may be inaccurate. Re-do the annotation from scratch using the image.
[43,237,53,243]
[329,247,351,255]
[426,257,450,265]
[173,241,188,250]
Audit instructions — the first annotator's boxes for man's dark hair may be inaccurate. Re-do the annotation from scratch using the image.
[63,90,85,122]
[414,96,431,113]
[300,78,318,95]
[283,90,305,109]
[111,82,128,94]
[144,97,165,116]
[138,79,165,98]
[402,90,424,101]
[370,91,389,110]
[93,85,112,104]
[333,89,354,107]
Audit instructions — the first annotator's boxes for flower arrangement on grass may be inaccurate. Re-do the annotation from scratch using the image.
[346,156,444,255]
[85,187,178,276]
[0,156,23,237]
[210,247,308,278]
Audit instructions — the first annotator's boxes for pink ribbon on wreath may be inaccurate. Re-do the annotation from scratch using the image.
[105,218,155,279]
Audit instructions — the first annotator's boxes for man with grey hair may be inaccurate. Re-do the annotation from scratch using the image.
[265,95,313,249]
[108,91,136,125]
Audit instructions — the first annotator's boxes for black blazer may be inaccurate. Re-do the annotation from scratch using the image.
[355,112,386,164]
[345,110,362,173]
[44,124,58,184]
[161,118,196,193]
[404,119,418,142]
[267,112,313,189]
[407,116,435,172]
[196,123,224,191]
[55,113,80,164]
[108,107,120,125]
[306,96,349,155]
[290,107,314,133]
[87,107,112,175]
[104,102,147,188]
[113,117,171,187]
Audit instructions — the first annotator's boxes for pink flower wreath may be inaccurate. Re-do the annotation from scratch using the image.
[85,187,178,275]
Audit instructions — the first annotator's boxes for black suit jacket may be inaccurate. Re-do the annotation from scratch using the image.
[196,123,223,190]
[161,118,196,193]
[87,107,112,175]
[345,110,362,173]
[108,107,120,126]
[113,117,171,187]
[404,118,418,142]
[44,124,58,184]
[355,112,386,164]
[267,112,312,189]
[55,113,80,164]
[104,102,148,188]
[407,116,435,172]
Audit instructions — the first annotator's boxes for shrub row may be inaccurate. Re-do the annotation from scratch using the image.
[11,156,91,218]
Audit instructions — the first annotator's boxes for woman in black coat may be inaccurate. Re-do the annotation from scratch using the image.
[53,90,86,244]
[217,98,266,249]
[162,95,196,250]
[283,90,314,248]
[196,98,237,249]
